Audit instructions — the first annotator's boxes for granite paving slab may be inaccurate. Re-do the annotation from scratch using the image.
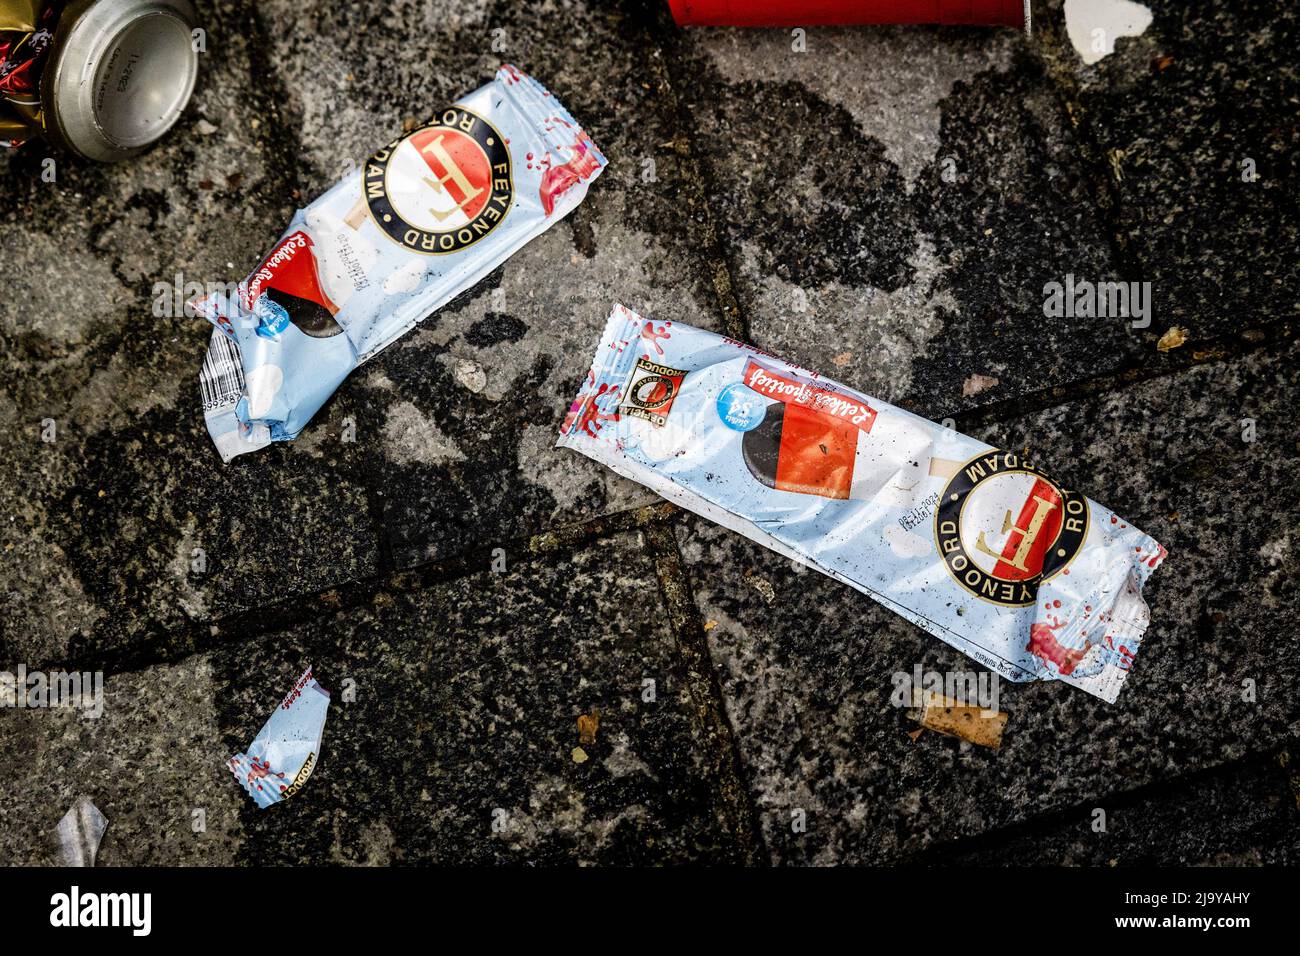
[0,0,382,667]
[664,20,1153,419]
[0,532,745,864]
[0,0,736,668]
[1038,0,1299,334]
[673,339,1299,863]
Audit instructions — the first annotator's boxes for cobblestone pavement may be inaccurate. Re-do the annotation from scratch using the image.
[2,0,1297,865]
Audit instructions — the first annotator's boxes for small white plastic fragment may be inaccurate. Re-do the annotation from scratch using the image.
[1064,0,1153,66]
[56,795,108,866]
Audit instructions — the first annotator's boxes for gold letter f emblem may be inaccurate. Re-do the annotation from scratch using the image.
[975,493,1058,573]
[421,135,483,222]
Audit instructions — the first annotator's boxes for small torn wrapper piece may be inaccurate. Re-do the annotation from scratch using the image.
[55,795,107,866]
[228,666,330,809]
[559,306,1167,703]
[908,691,1008,750]
[193,64,606,461]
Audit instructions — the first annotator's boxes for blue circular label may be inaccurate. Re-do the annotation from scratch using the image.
[716,382,765,432]
[253,295,291,340]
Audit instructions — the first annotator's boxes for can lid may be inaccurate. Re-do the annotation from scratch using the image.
[42,0,198,162]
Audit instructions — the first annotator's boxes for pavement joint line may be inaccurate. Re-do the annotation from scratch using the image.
[243,1,315,206]
[942,315,1298,429]
[643,520,769,865]
[906,745,1298,864]
[1024,9,1148,285]
[39,502,681,679]
[14,308,1294,678]
[646,10,751,342]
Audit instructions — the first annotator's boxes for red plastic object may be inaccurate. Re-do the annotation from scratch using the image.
[667,0,1028,29]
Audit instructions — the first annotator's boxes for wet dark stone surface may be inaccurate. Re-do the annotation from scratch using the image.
[1,534,743,864]
[668,24,1143,417]
[924,754,1300,866]
[674,340,1299,864]
[1,0,1296,865]
[0,0,382,667]
[1042,0,1300,334]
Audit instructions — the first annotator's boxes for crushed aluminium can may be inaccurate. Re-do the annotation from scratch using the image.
[228,666,330,809]
[559,305,1166,703]
[193,65,607,462]
[2,0,199,158]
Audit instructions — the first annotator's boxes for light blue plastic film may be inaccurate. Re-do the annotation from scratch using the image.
[559,306,1167,703]
[195,66,607,462]
[228,666,331,809]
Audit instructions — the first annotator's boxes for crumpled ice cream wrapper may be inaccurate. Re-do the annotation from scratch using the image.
[193,63,606,461]
[228,666,330,809]
[560,306,1167,703]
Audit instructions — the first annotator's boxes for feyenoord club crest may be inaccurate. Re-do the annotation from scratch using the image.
[620,358,686,426]
[364,107,513,255]
[935,451,1089,607]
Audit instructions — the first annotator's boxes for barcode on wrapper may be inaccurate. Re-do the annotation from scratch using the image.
[200,332,246,411]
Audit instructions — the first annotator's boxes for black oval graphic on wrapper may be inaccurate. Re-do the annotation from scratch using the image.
[266,288,344,338]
